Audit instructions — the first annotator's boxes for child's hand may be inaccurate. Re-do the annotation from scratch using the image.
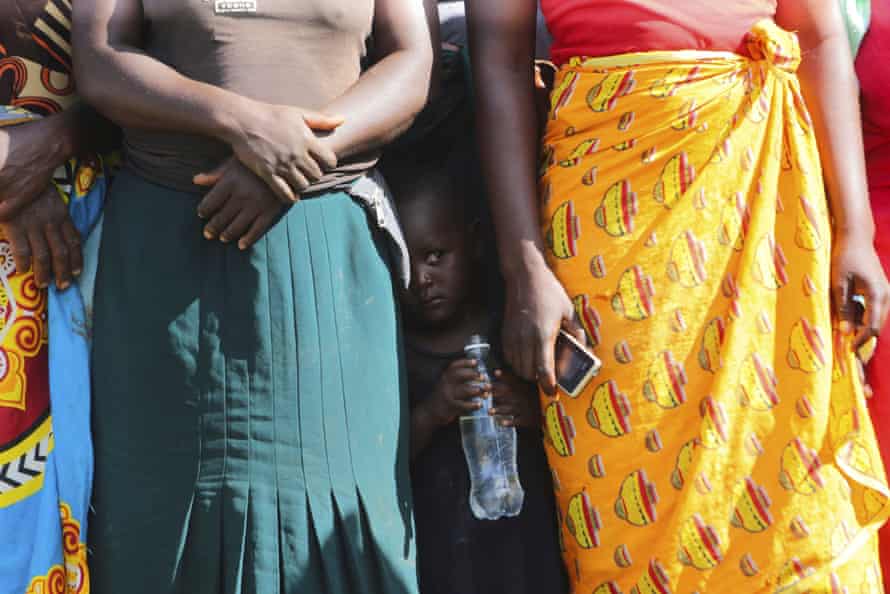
[490,368,541,428]
[424,358,490,426]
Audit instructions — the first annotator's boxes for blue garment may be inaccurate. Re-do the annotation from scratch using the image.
[0,112,105,592]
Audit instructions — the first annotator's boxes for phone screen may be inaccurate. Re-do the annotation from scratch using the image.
[555,332,599,393]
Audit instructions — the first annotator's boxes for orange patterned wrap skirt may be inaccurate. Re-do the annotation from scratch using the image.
[539,19,889,594]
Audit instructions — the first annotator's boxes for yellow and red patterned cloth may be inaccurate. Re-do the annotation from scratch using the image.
[0,1,106,592]
[540,20,890,594]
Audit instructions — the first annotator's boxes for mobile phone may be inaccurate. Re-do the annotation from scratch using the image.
[555,329,601,398]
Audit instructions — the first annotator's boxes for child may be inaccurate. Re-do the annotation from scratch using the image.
[383,140,568,594]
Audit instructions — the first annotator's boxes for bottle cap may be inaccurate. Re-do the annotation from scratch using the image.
[464,334,490,354]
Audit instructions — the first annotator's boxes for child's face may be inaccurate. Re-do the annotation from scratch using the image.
[399,189,477,330]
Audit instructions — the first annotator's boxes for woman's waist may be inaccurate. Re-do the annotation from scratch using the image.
[122,130,375,195]
[543,2,777,67]
[549,19,795,75]
[543,21,801,151]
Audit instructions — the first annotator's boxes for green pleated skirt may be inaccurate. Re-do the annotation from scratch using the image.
[89,170,417,594]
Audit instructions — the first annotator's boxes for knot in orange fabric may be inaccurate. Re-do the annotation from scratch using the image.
[744,20,801,73]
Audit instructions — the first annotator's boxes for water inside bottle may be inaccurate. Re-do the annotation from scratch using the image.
[460,415,524,520]
[460,335,524,520]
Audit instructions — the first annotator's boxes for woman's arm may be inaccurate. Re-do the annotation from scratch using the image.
[318,0,433,161]
[72,0,341,201]
[423,0,442,101]
[0,101,117,220]
[777,0,890,345]
[0,110,75,220]
[0,105,114,289]
[465,0,583,390]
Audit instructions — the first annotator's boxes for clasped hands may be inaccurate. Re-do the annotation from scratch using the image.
[194,105,344,250]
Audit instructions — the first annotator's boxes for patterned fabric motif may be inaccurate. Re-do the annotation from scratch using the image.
[540,20,889,594]
[0,105,103,594]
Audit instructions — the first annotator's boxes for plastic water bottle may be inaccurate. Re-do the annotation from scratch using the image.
[460,335,525,520]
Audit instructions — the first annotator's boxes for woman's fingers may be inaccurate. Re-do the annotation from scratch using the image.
[304,132,336,174]
[26,227,51,288]
[855,281,890,350]
[535,325,559,396]
[0,195,32,222]
[832,273,854,332]
[219,208,256,244]
[43,222,72,290]
[283,165,310,195]
[297,152,324,182]
[196,181,231,220]
[263,173,297,204]
[193,160,231,187]
[563,312,588,345]
[4,223,30,275]
[310,143,339,172]
[238,211,279,250]
[302,110,345,132]
[203,197,240,240]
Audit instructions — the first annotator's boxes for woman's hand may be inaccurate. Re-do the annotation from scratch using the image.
[229,107,343,203]
[423,358,489,426]
[832,232,890,349]
[0,186,82,290]
[194,158,285,250]
[490,367,541,428]
[0,117,71,221]
[503,260,586,395]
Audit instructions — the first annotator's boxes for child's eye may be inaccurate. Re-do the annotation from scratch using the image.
[426,250,444,264]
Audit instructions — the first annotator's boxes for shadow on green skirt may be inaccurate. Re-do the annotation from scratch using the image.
[88,169,418,594]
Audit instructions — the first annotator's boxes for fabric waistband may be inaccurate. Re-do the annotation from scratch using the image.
[556,19,801,74]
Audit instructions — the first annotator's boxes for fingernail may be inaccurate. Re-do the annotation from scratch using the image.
[203,230,215,240]
[238,242,248,251]
[58,281,70,290]
[219,235,230,243]
[72,268,82,276]
[197,211,206,219]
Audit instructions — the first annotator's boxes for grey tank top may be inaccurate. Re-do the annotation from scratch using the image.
[126,0,376,194]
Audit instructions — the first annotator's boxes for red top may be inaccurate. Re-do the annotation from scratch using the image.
[857,0,890,222]
[541,0,778,65]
